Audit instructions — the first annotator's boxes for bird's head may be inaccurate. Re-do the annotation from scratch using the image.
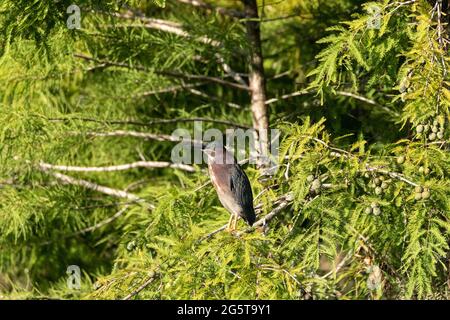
[202,142,235,165]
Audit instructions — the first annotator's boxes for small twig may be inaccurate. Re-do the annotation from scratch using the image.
[265,89,313,105]
[74,53,146,71]
[335,91,400,117]
[122,274,157,300]
[320,252,352,279]
[260,265,303,289]
[192,180,211,192]
[213,54,248,86]
[134,82,204,97]
[268,70,292,80]
[69,205,130,236]
[386,0,417,14]
[300,135,354,158]
[245,13,306,23]
[364,166,419,187]
[198,225,228,242]
[187,88,243,109]
[266,89,399,116]
[253,183,278,201]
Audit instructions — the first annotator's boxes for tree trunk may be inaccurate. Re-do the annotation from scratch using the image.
[242,0,269,168]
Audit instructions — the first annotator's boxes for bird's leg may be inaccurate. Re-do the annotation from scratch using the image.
[231,214,238,231]
[225,214,233,232]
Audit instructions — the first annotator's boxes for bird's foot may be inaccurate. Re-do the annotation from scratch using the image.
[225,215,238,233]
[225,226,237,233]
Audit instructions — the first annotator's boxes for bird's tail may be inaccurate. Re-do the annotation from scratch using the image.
[245,206,256,226]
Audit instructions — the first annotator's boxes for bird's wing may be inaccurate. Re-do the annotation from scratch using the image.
[230,164,254,212]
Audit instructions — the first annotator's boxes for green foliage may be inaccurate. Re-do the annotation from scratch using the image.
[0,0,449,300]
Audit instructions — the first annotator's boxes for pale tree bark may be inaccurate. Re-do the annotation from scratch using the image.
[242,0,269,167]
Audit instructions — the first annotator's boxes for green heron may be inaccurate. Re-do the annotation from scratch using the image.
[203,144,256,231]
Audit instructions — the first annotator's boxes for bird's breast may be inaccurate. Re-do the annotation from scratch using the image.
[208,163,241,216]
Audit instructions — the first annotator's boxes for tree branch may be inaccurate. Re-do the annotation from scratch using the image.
[39,166,154,209]
[48,116,250,129]
[157,70,250,91]
[198,192,294,242]
[122,272,158,300]
[72,205,130,235]
[186,87,243,109]
[265,89,399,117]
[134,82,205,97]
[39,161,197,173]
[265,89,313,105]
[112,10,247,86]
[74,53,249,91]
[364,166,419,187]
[335,91,400,117]
[80,130,204,147]
[236,192,294,236]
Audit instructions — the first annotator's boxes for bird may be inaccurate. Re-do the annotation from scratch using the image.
[203,143,256,231]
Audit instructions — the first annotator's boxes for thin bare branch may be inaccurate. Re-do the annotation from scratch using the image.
[336,91,379,105]
[300,135,354,158]
[364,166,419,187]
[320,252,352,279]
[80,130,204,147]
[73,205,130,235]
[112,10,247,85]
[48,116,250,129]
[157,70,250,91]
[187,88,243,109]
[265,89,313,105]
[237,192,294,235]
[265,89,399,117]
[39,166,154,209]
[135,82,205,97]
[214,54,248,86]
[74,53,147,71]
[122,273,158,300]
[336,91,400,117]
[39,161,197,173]
[74,53,249,91]
[296,136,420,187]
[113,11,219,45]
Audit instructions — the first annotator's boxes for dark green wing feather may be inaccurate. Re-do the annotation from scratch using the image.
[230,164,255,225]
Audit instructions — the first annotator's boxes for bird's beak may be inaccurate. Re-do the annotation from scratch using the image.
[202,148,212,156]
[202,149,212,162]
